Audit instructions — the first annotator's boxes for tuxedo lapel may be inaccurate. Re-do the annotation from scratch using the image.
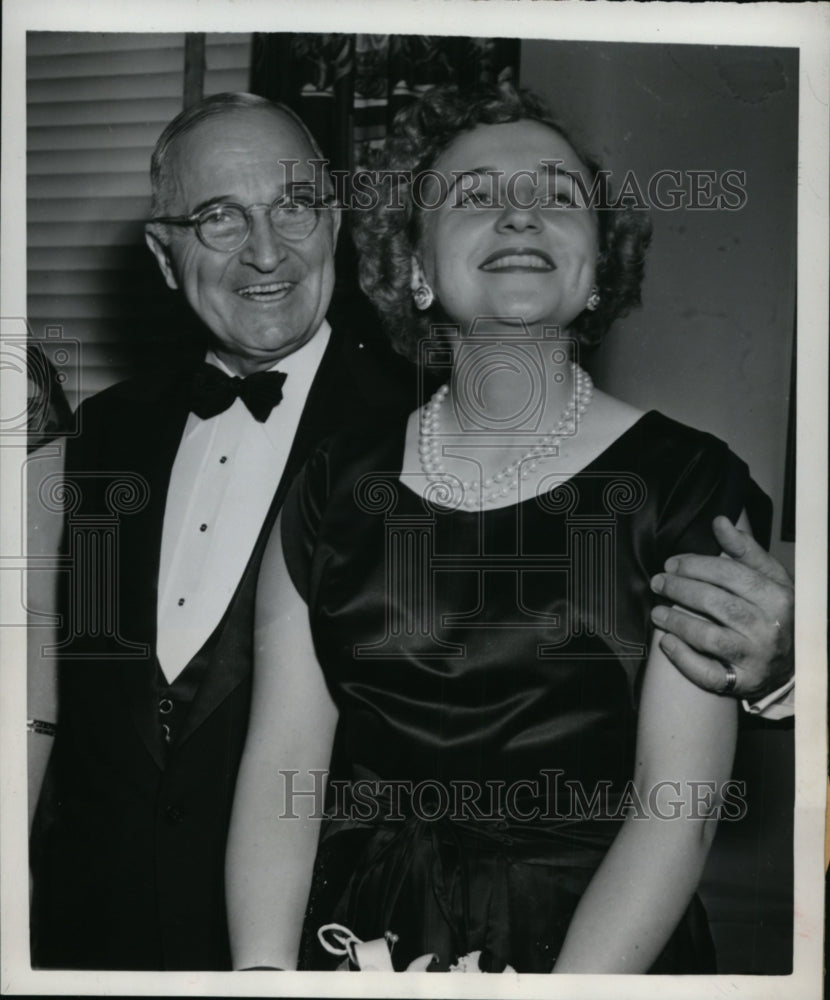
[114,373,192,769]
[280,323,355,493]
[174,325,413,750]
[174,334,340,744]
[174,328,361,747]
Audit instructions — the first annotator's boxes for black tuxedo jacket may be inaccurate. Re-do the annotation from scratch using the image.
[30,324,414,970]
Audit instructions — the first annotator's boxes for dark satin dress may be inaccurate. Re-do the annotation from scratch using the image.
[281,410,770,973]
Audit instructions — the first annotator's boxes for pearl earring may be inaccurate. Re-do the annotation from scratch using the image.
[586,285,600,312]
[413,284,434,311]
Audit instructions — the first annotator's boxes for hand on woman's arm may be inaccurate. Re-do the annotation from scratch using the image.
[553,628,738,973]
[650,514,793,706]
[225,514,338,971]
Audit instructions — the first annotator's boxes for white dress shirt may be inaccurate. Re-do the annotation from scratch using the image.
[744,676,795,720]
[156,322,331,684]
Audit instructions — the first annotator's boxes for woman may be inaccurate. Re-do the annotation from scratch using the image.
[227,85,761,974]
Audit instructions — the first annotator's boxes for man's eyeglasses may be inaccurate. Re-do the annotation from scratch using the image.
[151,190,335,253]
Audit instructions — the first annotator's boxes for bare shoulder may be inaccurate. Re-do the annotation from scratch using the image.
[588,389,645,430]
[562,388,645,464]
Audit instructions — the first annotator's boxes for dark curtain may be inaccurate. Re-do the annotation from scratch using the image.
[780,304,796,543]
[250,34,520,350]
[250,33,519,173]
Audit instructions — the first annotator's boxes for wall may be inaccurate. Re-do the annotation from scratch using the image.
[522,41,797,572]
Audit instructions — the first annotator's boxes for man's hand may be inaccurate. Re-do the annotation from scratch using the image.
[649,516,794,701]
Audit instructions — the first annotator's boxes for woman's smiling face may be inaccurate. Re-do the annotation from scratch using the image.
[412,119,600,335]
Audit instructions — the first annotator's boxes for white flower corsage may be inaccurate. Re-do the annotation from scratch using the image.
[317,924,515,972]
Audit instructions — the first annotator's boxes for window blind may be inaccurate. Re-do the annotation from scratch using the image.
[27,32,253,405]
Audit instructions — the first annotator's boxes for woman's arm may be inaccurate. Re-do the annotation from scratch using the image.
[27,668,57,836]
[553,631,737,973]
[553,515,752,973]
[225,513,338,971]
[27,448,65,833]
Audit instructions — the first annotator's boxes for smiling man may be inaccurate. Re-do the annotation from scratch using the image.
[147,105,337,373]
[28,93,410,972]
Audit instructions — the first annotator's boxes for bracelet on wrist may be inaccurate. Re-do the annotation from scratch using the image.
[27,718,58,737]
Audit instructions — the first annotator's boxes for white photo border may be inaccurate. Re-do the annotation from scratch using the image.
[2,1,826,997]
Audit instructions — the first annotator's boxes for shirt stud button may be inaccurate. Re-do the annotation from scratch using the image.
[219,456,228,464]
[199,523,207,532]
[164,803,182,823]
[178,597,185,606]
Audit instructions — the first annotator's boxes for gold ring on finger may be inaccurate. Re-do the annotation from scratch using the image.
[718,664,738,696]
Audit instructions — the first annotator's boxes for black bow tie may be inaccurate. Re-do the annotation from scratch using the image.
[189,363,287,422]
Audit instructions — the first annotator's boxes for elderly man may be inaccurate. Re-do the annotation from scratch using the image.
[29,92,407,971]
[29,92,793,972]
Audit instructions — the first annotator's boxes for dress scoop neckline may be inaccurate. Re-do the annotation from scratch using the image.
[396,409,655,514]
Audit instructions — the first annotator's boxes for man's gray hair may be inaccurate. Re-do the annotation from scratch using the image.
[149,92,329,219]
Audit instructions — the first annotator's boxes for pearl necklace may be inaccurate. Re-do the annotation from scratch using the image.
[419,362,594,507]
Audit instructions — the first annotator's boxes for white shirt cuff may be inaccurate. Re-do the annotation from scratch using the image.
[742,676,795,720]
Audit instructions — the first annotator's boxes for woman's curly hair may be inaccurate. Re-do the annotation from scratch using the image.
[353,84,653,363]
